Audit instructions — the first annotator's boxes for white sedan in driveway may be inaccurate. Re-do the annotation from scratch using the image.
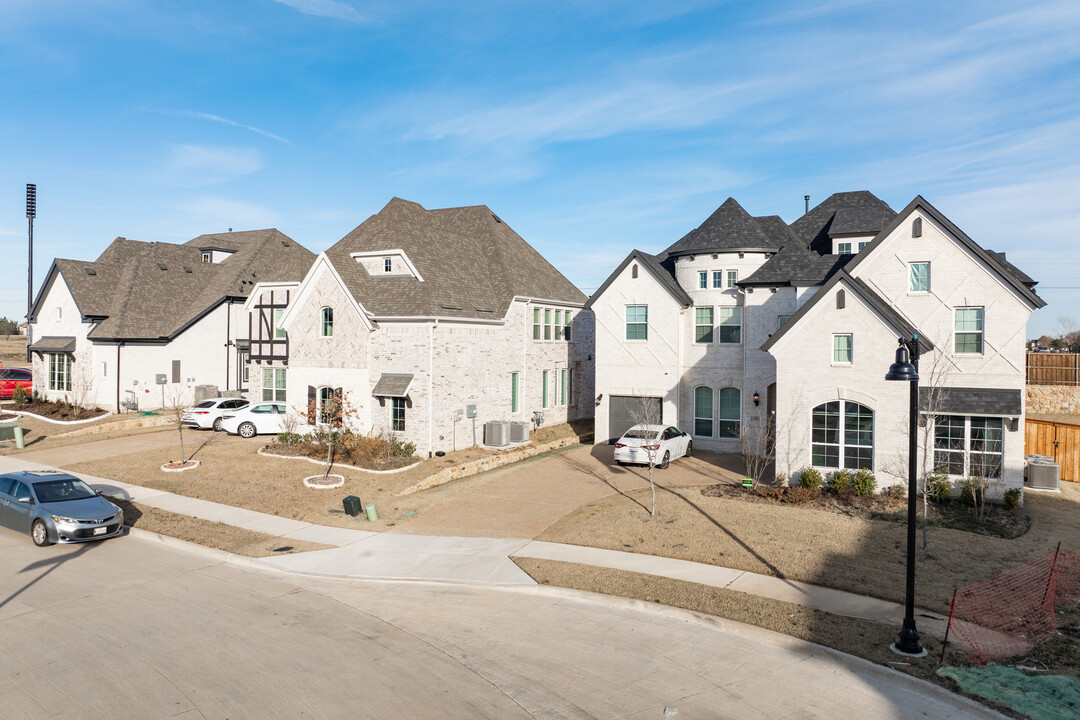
[219,401,288,438]
[181,398,250,431]
[614,424,692,469]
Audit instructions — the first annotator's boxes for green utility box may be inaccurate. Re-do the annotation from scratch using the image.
[342,495,363,517]
[0,424,24,449]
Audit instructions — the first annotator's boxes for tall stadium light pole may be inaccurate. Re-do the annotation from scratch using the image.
[885,335,927,657]
[26,183,37,355]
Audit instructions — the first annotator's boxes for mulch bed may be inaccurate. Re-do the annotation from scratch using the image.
[265,441,419,472]
[701,483,1032,539]
[9,399,109,422]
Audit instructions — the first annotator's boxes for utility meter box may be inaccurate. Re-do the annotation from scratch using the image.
[466,404,477,418]
[155,374,168,385]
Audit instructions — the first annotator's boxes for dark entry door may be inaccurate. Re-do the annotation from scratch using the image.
[608,395,663,443]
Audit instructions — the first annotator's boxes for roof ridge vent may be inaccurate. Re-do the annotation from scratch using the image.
[85,267,97,276]
[183,266,193,273]
[158,263,168,271]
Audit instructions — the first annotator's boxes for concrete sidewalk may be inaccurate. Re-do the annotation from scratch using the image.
[0,452,943,636]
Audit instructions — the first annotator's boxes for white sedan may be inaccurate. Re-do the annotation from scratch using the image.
[614,424,692,469]
[181,398,250,431]
[219,402,288,438]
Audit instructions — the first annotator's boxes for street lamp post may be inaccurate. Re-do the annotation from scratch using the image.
[885,335,927,657]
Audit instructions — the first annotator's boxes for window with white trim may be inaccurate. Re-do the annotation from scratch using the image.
[833,334,853,364]
[533,308,542,340]
[274,309,286,339]
[955,307,984,354]
[934,415,1003,478]
[909,262,930,293]
[626,305,647,340]
[694,386,713,437]
[838,242,852,255]
[726,269,737,287]
[858,241,869,251]
[261,368,286,402]
[559,369,568,406]
[391,397,405,431]
[542,370,550,408]
[384,257,392,273]
[564,311,572,341]
[511,372,520,413]
[698,271,707,289]
[695,307,713,343]
[812,401,874,470]
[712,270,723,288]
[317,386,334,425]
[718,306,741,344]
[544,308,552,340]
[555,310,564,341]
[718,387,740,438]
[48,353,72,391]
[202,252,211,263]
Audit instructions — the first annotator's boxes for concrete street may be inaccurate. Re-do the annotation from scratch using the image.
[0,528,1003,719]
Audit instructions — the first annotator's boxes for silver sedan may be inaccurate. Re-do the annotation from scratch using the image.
[0,470,123,547]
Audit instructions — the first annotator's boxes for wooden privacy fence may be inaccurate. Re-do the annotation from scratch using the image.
[1027,353,1079,385]
[1025,419,1079,482]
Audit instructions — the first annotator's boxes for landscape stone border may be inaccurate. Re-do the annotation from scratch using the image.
[14,409,113,425]
[303,473,345,489]
[53,413,175,438]
[397,433,592,496]
[161,460,200,473]
[257,445,422,474]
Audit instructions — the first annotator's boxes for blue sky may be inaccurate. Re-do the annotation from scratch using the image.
[1,0,1077,338]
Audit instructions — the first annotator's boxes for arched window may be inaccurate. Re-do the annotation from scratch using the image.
[631,264,638,278]
[718,387,741,438]
[812,401,874,470]
[320,307,333,337]
[693,386,713,437]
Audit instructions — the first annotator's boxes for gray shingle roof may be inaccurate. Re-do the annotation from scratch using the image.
[326,198,586,320]
[661,198,785,258]
[919,387,1022,416]
[789,191,897,255]
[584,249,692,310]
[36,230,315,341]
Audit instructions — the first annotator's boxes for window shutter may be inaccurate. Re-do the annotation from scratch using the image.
[307,385,316,424]
[333,387,343,427]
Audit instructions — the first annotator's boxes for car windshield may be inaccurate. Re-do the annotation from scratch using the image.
[624,430,658,440]
[34,478,99,503]
[195,400,217,409]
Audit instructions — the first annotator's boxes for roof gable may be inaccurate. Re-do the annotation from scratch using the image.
[661,198,783,257]
[790,191,896,254]
[584,250,692,310]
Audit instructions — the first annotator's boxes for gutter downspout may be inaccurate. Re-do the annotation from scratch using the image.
[428,319,436,457]
[116,342,122,413]
[676,306,684,427]
[523,300,529,418]
[225,301,231,391]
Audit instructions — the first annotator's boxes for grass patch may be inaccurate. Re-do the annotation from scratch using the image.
[111,498,333,557]
[532,418,593,444]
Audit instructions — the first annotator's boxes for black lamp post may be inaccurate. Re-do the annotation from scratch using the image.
[885,335,926,657]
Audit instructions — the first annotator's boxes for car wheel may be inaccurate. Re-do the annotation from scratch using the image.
[615,460,624,467]
[32,519,52,547]
[659,451,670,470]
[238,422,257,439]
[212,417,223,432]
[685,441,693,458]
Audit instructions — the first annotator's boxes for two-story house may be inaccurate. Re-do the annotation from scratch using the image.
[587,192,1044,492]
[28,230,315,411]
[247,197,594,456]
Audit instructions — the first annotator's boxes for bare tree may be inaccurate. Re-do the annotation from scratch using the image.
[308,389,355,485]
[740,411,776,489]
[68,358,97,419]
[626,399,665,516]
[164,387,193,466]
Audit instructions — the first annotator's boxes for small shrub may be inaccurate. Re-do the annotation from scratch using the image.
[773,472,788,489]
[392,438,417,457]
[883,483,906,500]
[12,384,29,405]
[786,486,819,504]
[827,470,852,495]
[798,467,823,490]
[926,471,953,502]
[960,476,985,507]
[276,431,304,446]
[1003,488,1021,510]
[853,468,877,496]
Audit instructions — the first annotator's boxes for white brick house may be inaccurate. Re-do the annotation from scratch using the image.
[248,198,594,456]
[587,192,1044,493]
[28,230,315,411]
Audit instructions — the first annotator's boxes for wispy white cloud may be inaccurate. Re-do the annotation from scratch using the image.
[271,0,364,23]
[178,196,280,229]
[160,145,263,186]
[154,110,290,144]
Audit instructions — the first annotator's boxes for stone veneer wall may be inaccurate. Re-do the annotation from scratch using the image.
[1027,386,1080,414]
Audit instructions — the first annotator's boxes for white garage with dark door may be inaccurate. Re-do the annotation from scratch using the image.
[606,395,662,443]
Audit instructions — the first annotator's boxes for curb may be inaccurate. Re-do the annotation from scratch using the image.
[13,409,114,425]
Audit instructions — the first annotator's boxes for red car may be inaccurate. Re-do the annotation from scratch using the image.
[0,368,32,400]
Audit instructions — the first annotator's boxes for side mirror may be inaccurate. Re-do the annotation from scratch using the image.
[17,496,33,505]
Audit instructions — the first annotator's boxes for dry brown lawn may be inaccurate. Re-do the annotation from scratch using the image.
[64,430,585,531]
[0,413,171,454]
[536,478,1080,614]
[113,498,332,557]
[0,336,27,364]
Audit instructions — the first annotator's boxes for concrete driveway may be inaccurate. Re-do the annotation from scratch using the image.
[389,443,747,538]
[0,528,1004,719]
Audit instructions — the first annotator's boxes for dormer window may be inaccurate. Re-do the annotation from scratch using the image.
[838,242,852,255]
[202,252,211,263]
[384,257,392,273]
[351,250,424,281]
